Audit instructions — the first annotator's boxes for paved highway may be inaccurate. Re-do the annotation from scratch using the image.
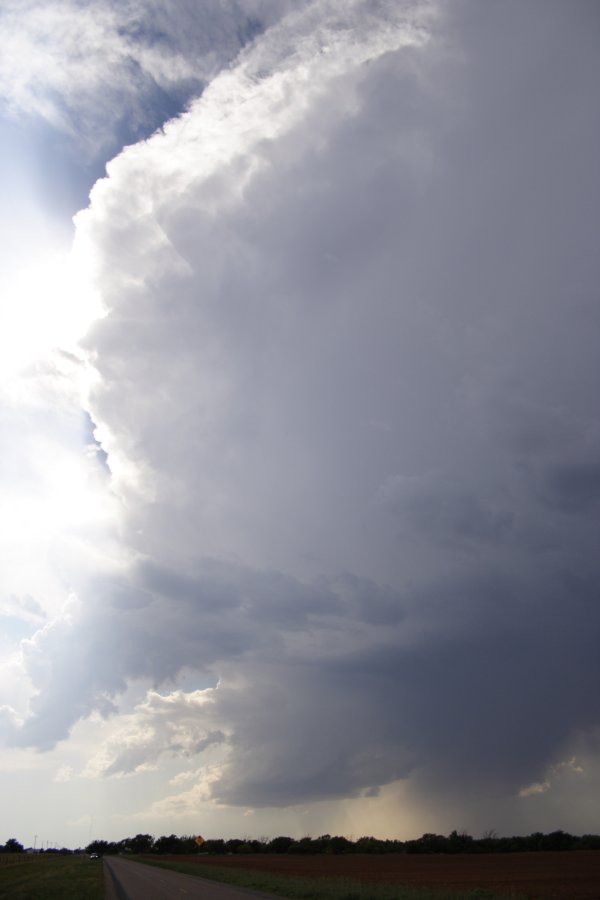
[104,856,285,900]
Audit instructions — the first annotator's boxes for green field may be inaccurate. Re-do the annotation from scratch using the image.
[138,857,525,900]
[0,853,526,900]
[0,855,103,900]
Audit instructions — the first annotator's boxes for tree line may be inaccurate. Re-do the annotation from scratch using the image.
[82,829,600,857]
[4,830,600,857]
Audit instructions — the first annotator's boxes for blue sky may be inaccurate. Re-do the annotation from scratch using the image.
[1,0,600,850]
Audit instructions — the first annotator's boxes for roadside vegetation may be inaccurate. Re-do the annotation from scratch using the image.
[137,856,525,900]
[0,854,103,899]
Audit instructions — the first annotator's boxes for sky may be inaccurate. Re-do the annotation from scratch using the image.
[1,0,599,850]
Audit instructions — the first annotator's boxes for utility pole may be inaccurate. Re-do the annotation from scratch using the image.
[34,835,37,853]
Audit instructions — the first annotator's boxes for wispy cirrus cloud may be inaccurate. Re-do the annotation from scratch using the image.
[0,0,303,153]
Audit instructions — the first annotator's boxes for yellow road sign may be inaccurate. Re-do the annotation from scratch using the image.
[195,834,205,847]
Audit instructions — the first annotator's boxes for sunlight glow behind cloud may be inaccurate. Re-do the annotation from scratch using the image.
[0,252,103,378]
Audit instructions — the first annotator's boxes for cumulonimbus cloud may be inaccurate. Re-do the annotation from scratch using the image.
[5,0,600,830]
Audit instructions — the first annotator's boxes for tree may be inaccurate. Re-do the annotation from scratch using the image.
[154,834,183,854]
[327,835,353,854]
[289,836,315,854]
[3,838,24,853]
[269,836,294,853]
[127,834,154,854]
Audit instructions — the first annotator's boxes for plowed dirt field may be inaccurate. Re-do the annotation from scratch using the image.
[156,851,600,899]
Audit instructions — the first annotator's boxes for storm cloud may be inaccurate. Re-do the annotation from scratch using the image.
[2,0,600,837]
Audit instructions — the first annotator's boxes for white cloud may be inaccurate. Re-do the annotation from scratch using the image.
[518,758,585,799]
[0,0,304,153]
[84,689,227,778]
[168,768,203,787]
[142,771,223,820]
[519,781,550,799]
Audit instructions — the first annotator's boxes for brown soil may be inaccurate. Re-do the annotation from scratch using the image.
[158,851,600,899]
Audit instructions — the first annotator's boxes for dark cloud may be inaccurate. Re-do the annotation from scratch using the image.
[538,463,600,514]
[380,474,514,546]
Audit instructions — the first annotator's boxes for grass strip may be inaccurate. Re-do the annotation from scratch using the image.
[134,856,525,900]
[0,855,104,900]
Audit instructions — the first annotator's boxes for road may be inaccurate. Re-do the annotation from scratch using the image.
[104,856,285,900]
